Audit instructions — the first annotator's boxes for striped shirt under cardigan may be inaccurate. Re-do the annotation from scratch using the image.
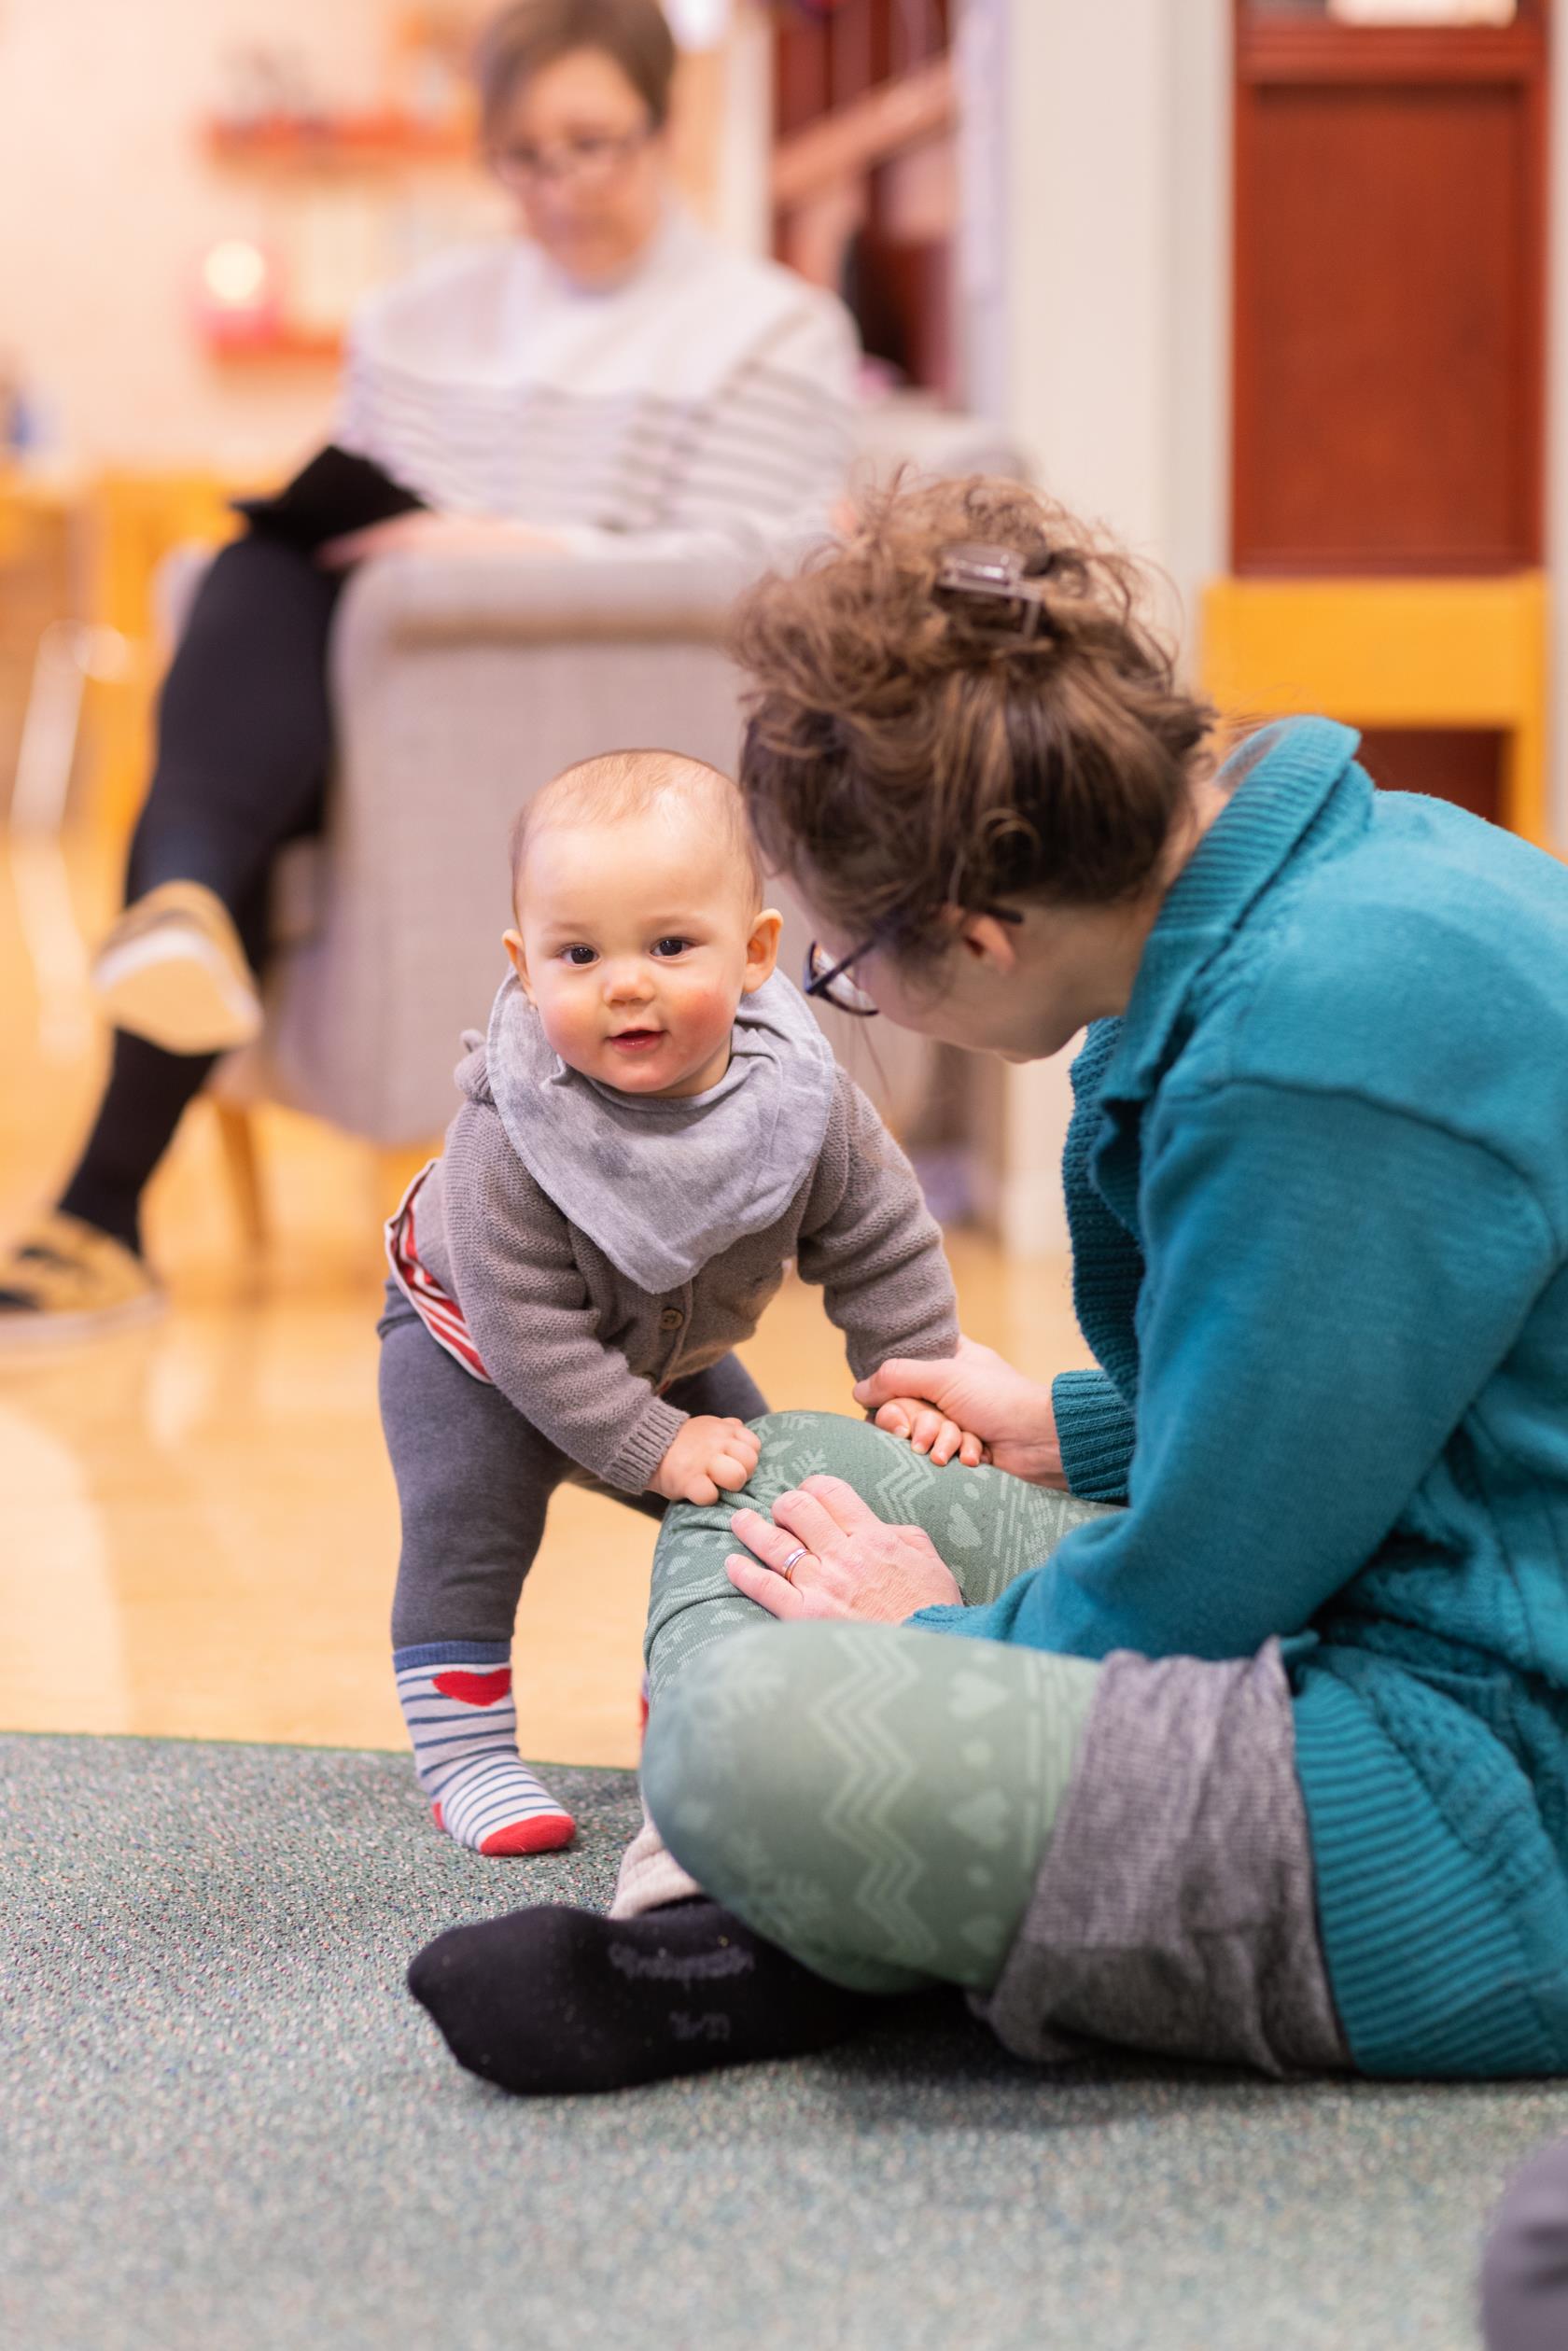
[335,204,858,562]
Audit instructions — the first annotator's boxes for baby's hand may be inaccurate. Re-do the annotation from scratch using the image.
[650,1416,762,1507]
[873,1395,987,1470]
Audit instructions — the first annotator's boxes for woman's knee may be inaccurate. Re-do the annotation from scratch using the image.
[735,1410,931,1521]
[642,1410,952,1705]
[741,1407,904,1487]
[653,1412,920,1562]
[649,1411,898,1596]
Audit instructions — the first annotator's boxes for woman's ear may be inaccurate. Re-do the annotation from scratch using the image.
[502,927,536,1002]
[956,911,1022,973]
[742,907,784,994]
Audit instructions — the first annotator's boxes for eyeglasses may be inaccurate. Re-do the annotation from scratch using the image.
[803,907,1025,1019]
[802,940,880,1017]
[490,127,651,189]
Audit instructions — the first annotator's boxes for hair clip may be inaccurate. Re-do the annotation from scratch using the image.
[933,541,1056,641]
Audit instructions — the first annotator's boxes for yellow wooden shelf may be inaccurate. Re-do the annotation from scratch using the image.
[1202,571,1551,846]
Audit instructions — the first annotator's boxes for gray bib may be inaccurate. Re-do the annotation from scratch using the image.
[484,971,836,1294]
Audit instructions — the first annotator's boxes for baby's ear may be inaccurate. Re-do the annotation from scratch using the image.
[502,927,535,1000]
[743,907,784,993]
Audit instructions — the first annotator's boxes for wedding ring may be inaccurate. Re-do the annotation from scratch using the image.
[780,1545,808,1584]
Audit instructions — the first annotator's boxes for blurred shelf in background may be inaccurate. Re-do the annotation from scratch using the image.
[770,0,958,399]
[204,111,474,168]
[203,329,344,366]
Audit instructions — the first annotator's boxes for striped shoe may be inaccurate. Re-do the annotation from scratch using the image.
[0,1211,161,1347]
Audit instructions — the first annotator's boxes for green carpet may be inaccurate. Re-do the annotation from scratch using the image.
[4,1733,1567,2351]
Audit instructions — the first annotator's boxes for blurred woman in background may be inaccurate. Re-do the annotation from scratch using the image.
[1,0,856,1343]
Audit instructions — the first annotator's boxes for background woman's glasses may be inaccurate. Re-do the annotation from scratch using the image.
[490,129,650,190]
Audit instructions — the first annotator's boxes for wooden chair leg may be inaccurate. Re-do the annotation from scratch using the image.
[212,1102,267,1251]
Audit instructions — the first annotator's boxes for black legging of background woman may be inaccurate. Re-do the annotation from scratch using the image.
[57,530,342,1255]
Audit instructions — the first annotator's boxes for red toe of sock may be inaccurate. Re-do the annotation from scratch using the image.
[479,1812,578,1856]
[432,1800,444,1830]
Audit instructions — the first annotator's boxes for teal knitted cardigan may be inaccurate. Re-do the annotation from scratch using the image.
[914,718,1568,2078]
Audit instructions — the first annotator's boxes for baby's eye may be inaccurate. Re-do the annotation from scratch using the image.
[651,936,691,959]
[560,945,597,968]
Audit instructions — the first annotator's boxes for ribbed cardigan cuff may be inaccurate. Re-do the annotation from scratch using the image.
[1051,1369,1135,1503]
[602,1399,689,1496]
[1292,1672,1565,2078]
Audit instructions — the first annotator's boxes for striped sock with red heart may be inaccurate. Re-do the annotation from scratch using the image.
[394,1642,576,1856]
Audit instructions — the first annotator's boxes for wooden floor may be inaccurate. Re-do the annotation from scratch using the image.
[0,832,1088,1768]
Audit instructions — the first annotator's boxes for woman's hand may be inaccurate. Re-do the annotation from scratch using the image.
[726,1474,962,1623]
[855,1335,1070,1490]
[317,511,567,568]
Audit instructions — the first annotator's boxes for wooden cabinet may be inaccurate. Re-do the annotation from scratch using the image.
[1232,0,1548,574]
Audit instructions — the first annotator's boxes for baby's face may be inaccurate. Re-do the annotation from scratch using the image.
[508,802,779,1099]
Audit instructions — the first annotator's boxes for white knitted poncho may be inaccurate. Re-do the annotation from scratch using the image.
[336,205,859,560]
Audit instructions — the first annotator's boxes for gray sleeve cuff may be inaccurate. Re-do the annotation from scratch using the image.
[602,1397,689,1495]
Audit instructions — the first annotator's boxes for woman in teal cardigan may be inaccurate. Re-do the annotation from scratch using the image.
[408,477,1568,2099]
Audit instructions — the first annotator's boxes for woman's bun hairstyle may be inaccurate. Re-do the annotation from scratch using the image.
[475,0,678,138]
[734,474,1215,968]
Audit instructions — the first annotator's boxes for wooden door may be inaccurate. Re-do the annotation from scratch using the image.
[1232,1,1548,575]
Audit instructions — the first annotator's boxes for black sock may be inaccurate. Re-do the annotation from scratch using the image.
[406,1899,878,2095]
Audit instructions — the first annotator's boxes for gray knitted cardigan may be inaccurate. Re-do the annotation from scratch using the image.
[410,1042,959,1492]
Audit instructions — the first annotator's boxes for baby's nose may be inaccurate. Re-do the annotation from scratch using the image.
[604,959,654,1000]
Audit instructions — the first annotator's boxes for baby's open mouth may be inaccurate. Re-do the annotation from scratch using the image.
[609,1029,663,1050]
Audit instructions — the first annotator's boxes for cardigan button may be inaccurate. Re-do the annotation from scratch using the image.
[659,1307,684,1331]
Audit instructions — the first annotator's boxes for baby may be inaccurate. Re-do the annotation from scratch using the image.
[379,748,963,1854]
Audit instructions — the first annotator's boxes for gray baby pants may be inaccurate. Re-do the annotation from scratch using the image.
[377,1284,767,1647]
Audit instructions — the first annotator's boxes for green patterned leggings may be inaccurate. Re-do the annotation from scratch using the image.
[639,1411,1114,1995]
